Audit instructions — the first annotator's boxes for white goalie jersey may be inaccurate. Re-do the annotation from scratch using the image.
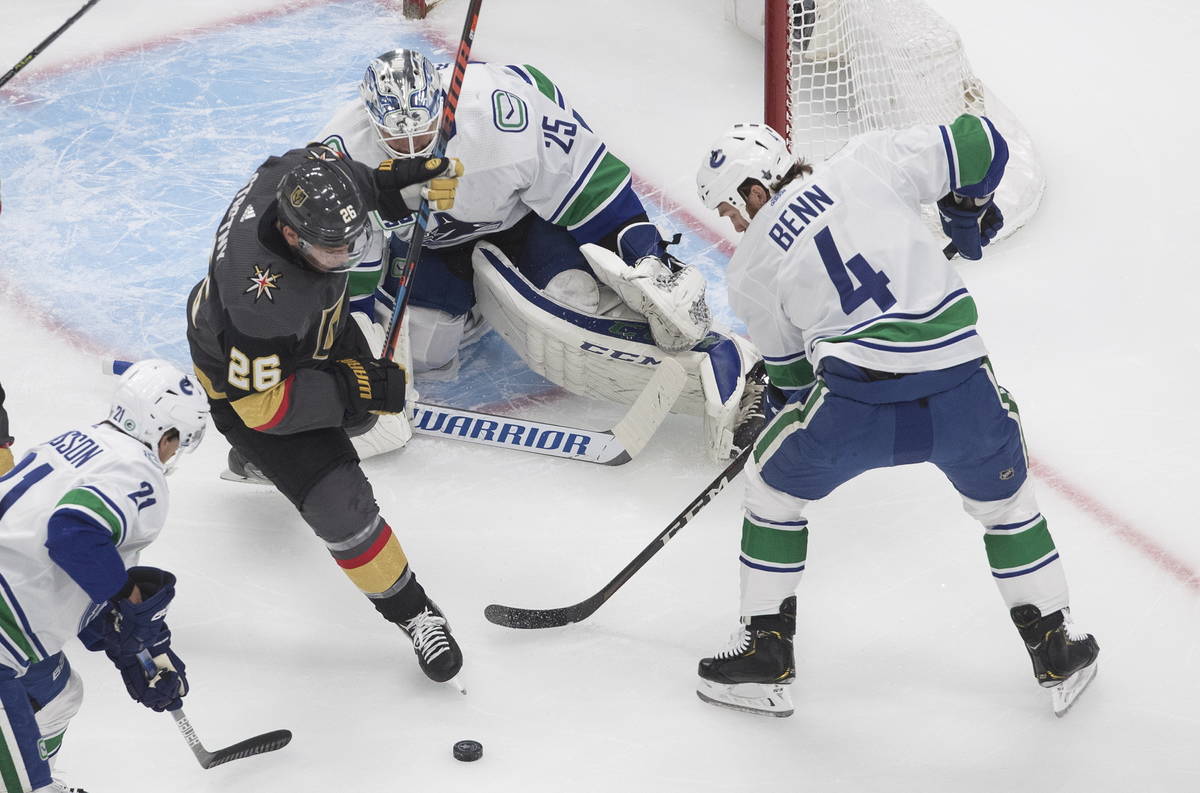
[0,423,169,671]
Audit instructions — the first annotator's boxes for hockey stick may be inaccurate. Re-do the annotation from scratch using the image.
[485,440,754,628]
[383,0,483,360]
[413,357,686,465]
[104,355,685,465]
[484,363,765,628]
[136,652,292,769]
[0,0,102,89]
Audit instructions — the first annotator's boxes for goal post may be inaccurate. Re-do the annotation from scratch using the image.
[757,0,1044,243]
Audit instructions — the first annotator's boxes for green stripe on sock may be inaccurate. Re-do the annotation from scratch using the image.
[558,153,631,228]
[764,358,814,390]
[39,730,64,761]
[741,519,809,565]
[56,488,122,543]
[984,519,1056,571]
[0,729,25,793]
[523,64,558,101]
[754,383,826,462]
[948,114,993,187]
[822,296,977,346]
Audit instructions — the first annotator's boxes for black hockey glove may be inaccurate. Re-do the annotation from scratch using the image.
[373,156,464,220]
[330,356,407,416]
[938,193,1004,260]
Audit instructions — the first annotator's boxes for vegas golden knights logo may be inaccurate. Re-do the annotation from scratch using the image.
[289,186,308,207]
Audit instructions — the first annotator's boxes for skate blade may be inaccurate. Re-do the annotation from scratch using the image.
[696,680,794,718]
[1052,661,1097,717]
[448,676,467,695]
[218,468,271,485]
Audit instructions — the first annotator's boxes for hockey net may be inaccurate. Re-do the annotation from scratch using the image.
[758,0,1044,242]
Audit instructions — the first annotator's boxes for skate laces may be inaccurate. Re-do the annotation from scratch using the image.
[713,625,752,660]
[1060,609,1091,642]
[404,607,451,662]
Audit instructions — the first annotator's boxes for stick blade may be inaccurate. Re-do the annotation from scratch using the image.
[202,729,293,769]
[484,597,601,629]
[610,357,687,459]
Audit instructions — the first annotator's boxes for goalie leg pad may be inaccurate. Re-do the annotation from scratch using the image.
[474,242,761,460]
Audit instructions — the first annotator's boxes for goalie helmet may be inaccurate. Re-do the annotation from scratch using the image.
[360,49,444,158]
[275,149,374,273]
[696,123,794,211]
[109,359,209,464]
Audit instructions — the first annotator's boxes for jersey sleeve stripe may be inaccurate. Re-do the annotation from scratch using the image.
[548,145,608,224]
[503,64,534,86]
[559,153,634,229]
[83,485,128,541]
[521,64,565,108]
[941,114,1008,198]
[55,489,124,544]
[233,375,295,431]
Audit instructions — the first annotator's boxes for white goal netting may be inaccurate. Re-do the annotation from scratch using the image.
[735,0,1044,242]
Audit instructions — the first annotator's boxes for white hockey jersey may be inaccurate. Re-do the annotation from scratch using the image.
[318,62,638,281]
[727,117,1001,391]
[0,423,169,671]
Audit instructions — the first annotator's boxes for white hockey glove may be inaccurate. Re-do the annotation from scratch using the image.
[582,243,711,353]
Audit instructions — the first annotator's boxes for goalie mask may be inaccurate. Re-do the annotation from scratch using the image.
[109,359,209,467]
[360,48,445,158]
[697,123,794,212]
[275,151,374,273]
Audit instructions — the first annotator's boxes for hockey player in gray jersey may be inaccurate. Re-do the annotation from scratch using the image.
[691,120,1098,717]
[186,143,468,685]
[318,49,762,462]
[0,359,208,793]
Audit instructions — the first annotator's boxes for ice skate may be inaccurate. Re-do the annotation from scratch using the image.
[219,447,271,485]
[697,596,796,717]
[35,780,89,793]
[1010,604,1099,717]
[400,598,464,685]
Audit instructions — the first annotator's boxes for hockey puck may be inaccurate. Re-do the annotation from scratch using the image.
[453,740,483,762]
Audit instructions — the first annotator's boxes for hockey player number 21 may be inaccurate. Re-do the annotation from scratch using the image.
[815,227,897,314]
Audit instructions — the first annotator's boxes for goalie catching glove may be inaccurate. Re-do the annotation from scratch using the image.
[585,223,711,352]
[373,156,464,218]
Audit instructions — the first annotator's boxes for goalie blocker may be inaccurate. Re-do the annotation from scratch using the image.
[472,241,760,461]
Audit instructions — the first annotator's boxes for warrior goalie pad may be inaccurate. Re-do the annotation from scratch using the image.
[349,311,414,458]
[583,243,711,353]
[472,242,760,461]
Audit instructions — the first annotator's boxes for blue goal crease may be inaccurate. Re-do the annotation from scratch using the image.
[0,0,734,408]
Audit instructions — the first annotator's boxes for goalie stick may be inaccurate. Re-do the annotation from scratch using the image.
[137,651,292,769]
[484,362,766,628]
[103,356,686,465]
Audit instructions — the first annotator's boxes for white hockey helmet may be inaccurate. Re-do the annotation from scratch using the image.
[360,49,445,158]
[696,123,794,211]
[109,359,209,461]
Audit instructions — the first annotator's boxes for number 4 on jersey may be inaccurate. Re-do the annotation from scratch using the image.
[815,227,896,314]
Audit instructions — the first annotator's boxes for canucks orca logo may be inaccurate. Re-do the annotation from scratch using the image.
[427,213,503,246]
[709,149,726,168]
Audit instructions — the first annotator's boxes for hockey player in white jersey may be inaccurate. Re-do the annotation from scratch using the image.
[317,49,761,461]
[0,360,208,792]
[692,119,1098,717]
